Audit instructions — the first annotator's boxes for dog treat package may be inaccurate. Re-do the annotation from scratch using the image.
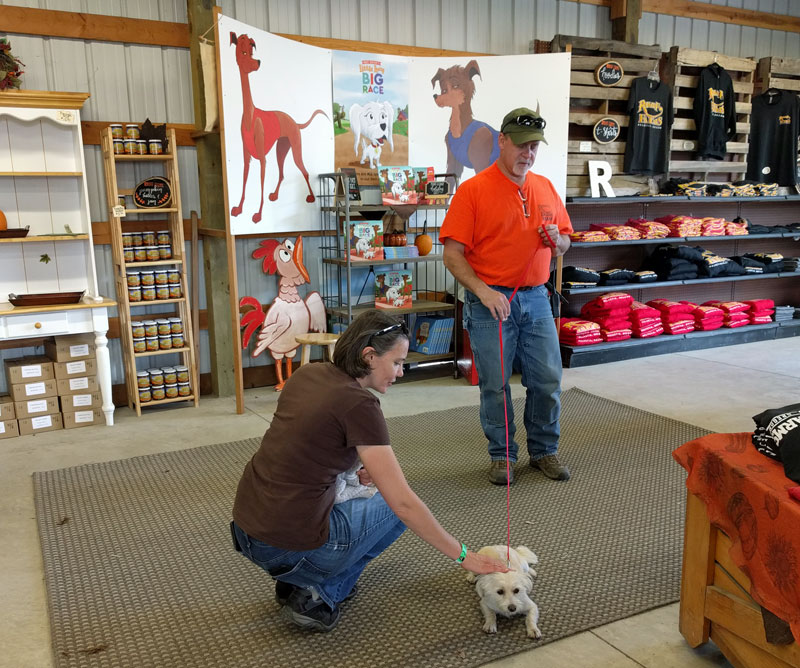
[348,221,384,261]
[379,166,419,206]
[374,270,412,310]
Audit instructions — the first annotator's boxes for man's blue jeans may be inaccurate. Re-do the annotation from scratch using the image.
[232,492,406,610]
[463,284,562,462]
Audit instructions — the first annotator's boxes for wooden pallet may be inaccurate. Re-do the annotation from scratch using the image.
[663,47,756,184]
[549,34,663,197]
[755,56,800,94]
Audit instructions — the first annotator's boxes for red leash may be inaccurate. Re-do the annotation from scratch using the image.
[497,228,555,563]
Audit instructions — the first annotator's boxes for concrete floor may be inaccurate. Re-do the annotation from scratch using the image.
[3,336,799,668]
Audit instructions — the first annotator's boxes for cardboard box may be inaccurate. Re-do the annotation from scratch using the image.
[14,396,60,419]
[0,419,19,440]
[5,356,55,385]
[53,358,97,380]
[18,413,63,436]
[45,333,95,363]
[9,379,58,402]
[56,376,99,396]
[0,395,14,420]
[62,408,103,429]
[60,392,102,411]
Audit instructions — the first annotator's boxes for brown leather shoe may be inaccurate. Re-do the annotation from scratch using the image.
[530,454,570,481]
[489,459,514,485]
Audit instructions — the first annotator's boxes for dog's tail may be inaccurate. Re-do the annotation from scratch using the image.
[297,109,329,129]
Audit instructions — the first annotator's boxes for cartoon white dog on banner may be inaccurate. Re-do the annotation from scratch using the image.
[350,101,394,169]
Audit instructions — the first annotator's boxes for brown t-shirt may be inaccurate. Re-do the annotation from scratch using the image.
[232,362,390,550]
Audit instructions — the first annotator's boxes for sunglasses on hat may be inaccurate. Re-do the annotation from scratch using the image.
[502,115,547,133]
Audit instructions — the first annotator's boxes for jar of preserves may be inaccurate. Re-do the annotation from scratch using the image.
[167,269,180,283]
[156,285,170,300]
[133,337,146,353]
[143,320,158,337]
[136,139,148,155]
[162,367,177,384]
[138,387,152,403]
[139,270,155,287]
[157,231,171,245]
[177,382,191,397]
[145,336,159,352]
[175,365,189,383]
[122,232,134,248]
[137,371,150,389]
[142,231,156,246]
[159,335,172,350]
[110,123,123,138]
[151,384,166,401]
[124,138,137,155]
[169,283,182,299]
[131,232,143,246]
[123,248,135,263]
[113,139,124,155]
[142,286,156,302]
[148,368,164,386]
[146,247,161,262]
[165,383,179,399]
[148,139,163,155]
[126,270,140,287]
[131,321,145,338]
[154,269,169,286]
[134,246,147,262]
[171,333,184,348]
[125,124,140,139]
[128,286,142,302]
[156,319,171,335]
[169,318,183,334]
[158,245,172,260]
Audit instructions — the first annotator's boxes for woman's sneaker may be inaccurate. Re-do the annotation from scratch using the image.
[275,581,357,606]
[281,588,341,632]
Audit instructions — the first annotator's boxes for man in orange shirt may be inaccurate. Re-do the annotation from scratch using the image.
[441,107,572,485]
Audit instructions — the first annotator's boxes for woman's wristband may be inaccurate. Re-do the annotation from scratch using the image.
[454,542,468,564]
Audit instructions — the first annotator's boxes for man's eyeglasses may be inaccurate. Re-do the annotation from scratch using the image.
[518,189,530,218]
[503,115,546,133]
[369,321,408,344]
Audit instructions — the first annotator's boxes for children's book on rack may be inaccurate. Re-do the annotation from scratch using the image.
[374,269,412,309]
[347,221,383,261]
[410,315,454,354]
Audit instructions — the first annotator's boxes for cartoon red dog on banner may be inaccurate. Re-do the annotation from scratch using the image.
[230,32,328,222]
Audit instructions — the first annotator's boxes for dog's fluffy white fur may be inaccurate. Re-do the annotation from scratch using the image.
[466,545,542,639]
[350,101,394,169]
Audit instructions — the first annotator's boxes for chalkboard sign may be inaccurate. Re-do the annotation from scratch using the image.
[425,180,450,197]
[594,61,624,87]
[592,117,621,144]
[133,176,172,209]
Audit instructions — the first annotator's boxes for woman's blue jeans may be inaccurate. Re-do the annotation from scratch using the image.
[233,492,406,610]
[463,284,562,463]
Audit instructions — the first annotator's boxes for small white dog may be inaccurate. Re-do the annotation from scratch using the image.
[350,101,394,169]
[466,545,542,639]
[390,171,406,199]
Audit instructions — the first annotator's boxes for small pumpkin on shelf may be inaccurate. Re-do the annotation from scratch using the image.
[0,208,7,231]
[414,218,433,256]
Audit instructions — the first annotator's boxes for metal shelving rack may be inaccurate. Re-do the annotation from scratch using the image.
[318,173,458,370]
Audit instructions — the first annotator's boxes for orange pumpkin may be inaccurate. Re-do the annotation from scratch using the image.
[415,233,433,256]
[0,209,7,231]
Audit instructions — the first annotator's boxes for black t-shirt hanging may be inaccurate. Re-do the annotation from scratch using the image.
[746,89,800,186]
[693,63,736,160]
[624,78,674,175]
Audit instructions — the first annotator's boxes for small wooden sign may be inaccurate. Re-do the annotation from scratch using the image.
[595,61,624,87]
[425,180,450,203]
[336,167,361,205]
[592,117,621,144]
[133,176,172,208]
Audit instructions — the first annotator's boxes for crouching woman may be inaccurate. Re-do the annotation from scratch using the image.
[231,309,507,631]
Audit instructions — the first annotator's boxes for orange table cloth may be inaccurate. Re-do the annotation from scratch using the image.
[673,432,800,643]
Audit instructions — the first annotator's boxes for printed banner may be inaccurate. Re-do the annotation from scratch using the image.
[332,50,409,186]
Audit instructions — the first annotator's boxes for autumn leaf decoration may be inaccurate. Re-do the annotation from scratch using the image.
[39,253,52,264]
[0,38,24,91]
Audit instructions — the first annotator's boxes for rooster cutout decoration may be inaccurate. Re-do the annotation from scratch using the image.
[240,236,326,390]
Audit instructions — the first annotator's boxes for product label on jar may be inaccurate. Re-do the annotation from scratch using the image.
[25,382,46,396]
[26,399,48,413]
[72,394,92,407]
[75,410,94,423]
[32,415,53,429]
[66,361,86,375]
[69,377,89,390]
[69,344,89,358]
[21,364,43,378]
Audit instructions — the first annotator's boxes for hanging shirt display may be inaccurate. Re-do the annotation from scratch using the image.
[623,77,674,175]
[746,89,800,186]
[693,63,736,160]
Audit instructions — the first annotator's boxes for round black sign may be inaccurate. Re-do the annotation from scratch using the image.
[595,61,624,87]
[593,117,621,144]
[133,176,172,209]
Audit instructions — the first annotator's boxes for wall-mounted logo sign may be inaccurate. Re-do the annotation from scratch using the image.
[593,117,621,144]
[595,61,624,87]
[134,176,172,209]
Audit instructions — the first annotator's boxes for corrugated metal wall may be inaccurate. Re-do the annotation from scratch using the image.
[1,0,799,391]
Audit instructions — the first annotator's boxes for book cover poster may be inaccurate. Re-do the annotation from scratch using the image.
[218,15,333,235]
[333,50,409,186]
[407,53,571,200]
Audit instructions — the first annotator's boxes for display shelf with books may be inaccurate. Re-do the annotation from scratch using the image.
[318,172,458,373]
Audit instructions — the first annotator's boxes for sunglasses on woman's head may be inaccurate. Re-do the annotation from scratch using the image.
[369,322,408,344]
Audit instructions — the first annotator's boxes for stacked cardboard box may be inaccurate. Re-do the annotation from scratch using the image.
[0,394,18,440]
[5,356,63,435]
[46,333,102,429]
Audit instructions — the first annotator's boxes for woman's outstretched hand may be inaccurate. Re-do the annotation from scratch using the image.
[461,551,511,575]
